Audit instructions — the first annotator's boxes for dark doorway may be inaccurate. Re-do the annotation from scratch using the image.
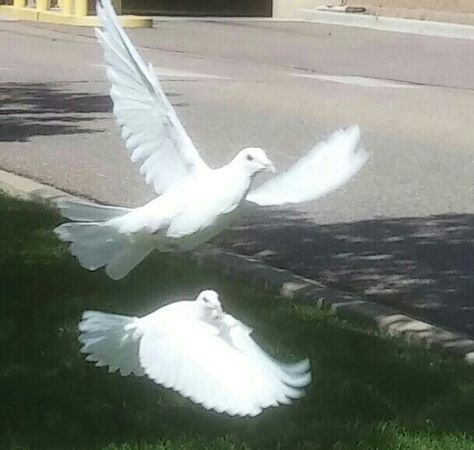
[122,0,272,17]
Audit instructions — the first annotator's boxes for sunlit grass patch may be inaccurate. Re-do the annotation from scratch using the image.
[1,194,474,450]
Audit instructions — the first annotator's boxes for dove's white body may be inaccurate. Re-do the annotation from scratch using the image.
[54,0,369,279]
[112,162,251,244]
[79,290,311,417]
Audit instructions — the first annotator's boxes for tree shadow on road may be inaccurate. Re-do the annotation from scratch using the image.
[0,82,110,142]
[0,82,187,144]
[221,207,474,336]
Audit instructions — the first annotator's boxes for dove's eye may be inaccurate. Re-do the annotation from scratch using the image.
[246,154,254,162]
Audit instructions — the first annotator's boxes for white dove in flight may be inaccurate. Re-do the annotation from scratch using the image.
[79,289,311,416]
[54,0,369,280]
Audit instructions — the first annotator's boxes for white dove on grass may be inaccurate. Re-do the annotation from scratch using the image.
[79,289,311,417]
[54,0,369,280]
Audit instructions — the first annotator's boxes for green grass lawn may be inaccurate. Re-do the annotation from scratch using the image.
[1,194,474,450]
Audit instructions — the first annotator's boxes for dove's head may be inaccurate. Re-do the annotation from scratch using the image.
[196,290,223,320]
[235,147,276,176]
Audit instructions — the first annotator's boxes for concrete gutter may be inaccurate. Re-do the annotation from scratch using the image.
[301,8,474,40]
[2,167,474,364]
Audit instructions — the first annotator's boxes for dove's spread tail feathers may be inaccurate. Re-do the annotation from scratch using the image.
[79,310,145,376]
[55,198,131,222]
[54,200,153,280]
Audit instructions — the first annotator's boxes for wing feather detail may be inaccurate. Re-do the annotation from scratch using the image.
[138,314,310,416]
[246,125,369,206]
[96,0,209,194]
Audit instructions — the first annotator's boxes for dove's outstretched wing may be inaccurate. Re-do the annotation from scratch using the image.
[96,0,209,195]
[246,125,369,206]
[139,313,310,416]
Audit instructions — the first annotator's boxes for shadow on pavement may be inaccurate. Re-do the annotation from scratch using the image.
[0,82,188,144]
[221,207,474,337]
[0,82,110,142]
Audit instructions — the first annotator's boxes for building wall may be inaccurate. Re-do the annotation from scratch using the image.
[97,0,474,18]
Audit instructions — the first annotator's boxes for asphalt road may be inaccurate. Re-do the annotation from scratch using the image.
[0,17,473,335]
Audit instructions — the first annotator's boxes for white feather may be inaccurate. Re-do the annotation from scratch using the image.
[95,0,208,195]
[246,125,369,206]
[54,0,370,280]
[78,290,311,417]
[79,311,144,377]
[54,219,154,279]
[55,198,130,222]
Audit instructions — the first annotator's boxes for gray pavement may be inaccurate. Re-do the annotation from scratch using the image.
[0,18,473,335]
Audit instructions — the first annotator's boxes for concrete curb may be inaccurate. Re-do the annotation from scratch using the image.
[1,167,474,364]
[301,9,474,40]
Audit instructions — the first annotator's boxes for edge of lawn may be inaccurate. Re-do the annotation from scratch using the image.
[1,166,474,365]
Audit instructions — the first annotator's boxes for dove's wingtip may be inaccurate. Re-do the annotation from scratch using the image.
[345,124,361,139]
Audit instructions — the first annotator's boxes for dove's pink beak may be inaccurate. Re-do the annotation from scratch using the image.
[266,161,277,173]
